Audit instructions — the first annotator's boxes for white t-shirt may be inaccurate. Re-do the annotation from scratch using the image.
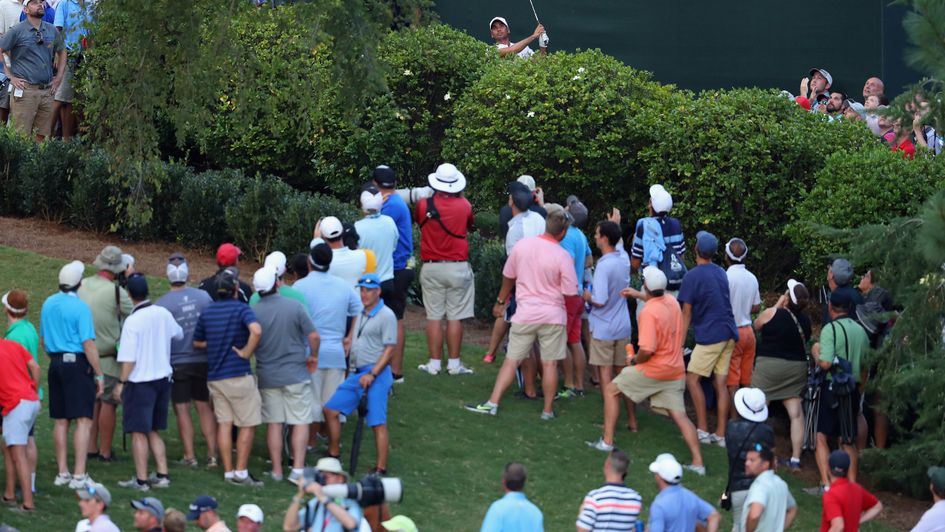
[0,0,22,35]
[506,210,545,255]
[726,264,761,328]
[116,302,183,382]
[310,238,373,289]
[497,42,534,59]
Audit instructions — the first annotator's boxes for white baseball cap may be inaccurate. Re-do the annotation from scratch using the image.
[787,278,803,305]
[252,266,277,293]
[360,189,384,212]
[264,251,287,277]
[237,504,264,524]
[489,16,509,30]
[649,453,683,484]
[59,260,85,287]
[734,387,768,423]
[642,266,667,292]
[320,216,344,239]
[516,174,536,192]
[649,184,673,213]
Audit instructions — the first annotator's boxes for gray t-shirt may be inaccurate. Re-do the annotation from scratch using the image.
[0,20,62,84]
[252,294,317,388]
[350,303,397,368]
[155,287,213,365]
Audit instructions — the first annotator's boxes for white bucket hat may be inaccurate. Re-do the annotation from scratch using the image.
[734,387,768,423]
[428,163,467,194]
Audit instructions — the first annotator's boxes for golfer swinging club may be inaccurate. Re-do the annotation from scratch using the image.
[490,15,548,59]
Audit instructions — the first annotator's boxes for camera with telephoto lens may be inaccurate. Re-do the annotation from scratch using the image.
[302,468,403,507]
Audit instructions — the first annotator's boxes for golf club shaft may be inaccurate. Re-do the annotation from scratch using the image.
[528,0,540,24]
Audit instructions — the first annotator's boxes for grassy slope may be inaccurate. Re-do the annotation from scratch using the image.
[0,245,893,531]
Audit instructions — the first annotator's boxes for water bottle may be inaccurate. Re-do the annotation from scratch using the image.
[636,520,645,532]
[584,282,593,313]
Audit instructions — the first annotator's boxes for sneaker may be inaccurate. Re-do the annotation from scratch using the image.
[513,390,541,401]
[392,375,405,384]
[573,389,586,398]
[803,485,826,496]
[177,457,198,468]
[715,436,726,448]
[540,410,556,421]
[53,473,72,487]
[288,470,304,484]
[555,388,575,401]
[482,353,495,364]
[206,457,219,469]
[464,402,497,416]
[148,474,171,489]
[448,364,474,376]
[417,363,440,376]
[267,471,284,482]
[118,478,150,491]
[227,474,264,487]
[697,429,715,445]
[683,464,707,476]
[585,438,614,452]
[68,475,92,490]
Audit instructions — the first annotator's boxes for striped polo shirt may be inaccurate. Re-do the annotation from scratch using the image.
[631,215,686,261]
[577,482,643,531]
[192,299,258,382]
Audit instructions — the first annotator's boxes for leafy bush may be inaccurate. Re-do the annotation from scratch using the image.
[786,146,945,283]
[274,190,360,255]
[442,49,678,218]
[15,140,85,221]
[0,128,32,216]
[225,178,297,262]
[468,232,507,320]
[119,162,190,241]
[637,88,877,286]
[171,169,249,249]
[67,149,115,233]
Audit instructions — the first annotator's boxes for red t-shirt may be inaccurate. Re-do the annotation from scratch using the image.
[416,193,474,262]
[892,138,916,159]
[820,478,879,532]
[0,339,38,415]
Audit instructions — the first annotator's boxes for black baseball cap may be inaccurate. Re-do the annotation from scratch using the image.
[126,274,149,300]
[372,165,396,188]
[309,243,333,272]
[829,450,851,474]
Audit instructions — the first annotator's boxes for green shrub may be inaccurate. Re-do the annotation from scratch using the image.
[119,162,190,241]
[377,24,493,184]
[468,232,507,320]
[171,169,249,249]
[17,141,86,221]
[274,190,360,255]
[637,88,877,286]
[0,128,32,216]
[67,149,115,233]
[224,177,296,262]
[442,49,678,218]
[787,146,945,283]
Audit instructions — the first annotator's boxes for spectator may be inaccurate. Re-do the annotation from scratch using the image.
[647,453,720,532]
[576,449,642,531]
[825,91,847,120]
[293,244,362,452]
[372,166,415,383]
[0,0,65,141]
[0,336,40,511]
[382,516,418,532]
[489,16,546,59]
[739,444,797,532]
[236,504,263,532]
[41,260,104,489]
[286,252,311,286]
[115,275,182,491]
[890,119,917,159]
[809,291,870,494]
[416,163,476,376]
[310,216,377,289]
[193,273,264,487]
[198,244,253,303]
[912,466,945,531]
[76,483,119,532]
[0,0,25,124]
[2,289,40,495]
[724,238,761,399]
[52,0,92,140]
[557,195,592,399]
[819,450,882,532]
[154,253,217,469]
[78,245,133,464]
[162,508,186,532]
[250,266,319,483]
[480,462,543,531]
[862,76,884,101]
[187,495,231,532]
[466,204,577,420]
[799,68,832,107]
[912,93,943,155]
[588,267,705,475]
[248,251,306,306]
[679,230,739,446]
[726,388,775,529]
[283,457,362,531]
[584,220,633,424]
[131,497,165,532]
[630,184,686,319]
[497,174,546,240]
[843,100,867,122]
[324,273,396,474]
[17,0,53,23]
[751,279,812,471]
[820,258,864,325]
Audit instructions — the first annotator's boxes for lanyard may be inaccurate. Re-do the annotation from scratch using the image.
[356,299,385,339]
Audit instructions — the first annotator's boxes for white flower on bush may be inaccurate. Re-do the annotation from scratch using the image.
[444,92,452,101]
[395,112,404,120]
[572,75,581,81]
[578,67,586,73]
[403,69,413,76]
[505,94,511,100]
[527,111,535,118]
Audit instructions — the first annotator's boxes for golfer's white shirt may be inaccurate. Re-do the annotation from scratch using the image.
[497,42,534,59]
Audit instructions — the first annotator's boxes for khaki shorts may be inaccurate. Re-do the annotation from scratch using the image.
[613,366,685,414]
[420,261,474,321]
[208,375,262,427]
[507,322,566,362]
[687,339,735,378]
[261,382,315,425]
[310,368,345,422]
[589,337,630,367]
[10,86,54,138]
[99,374,122,406]
[54,64,75,103]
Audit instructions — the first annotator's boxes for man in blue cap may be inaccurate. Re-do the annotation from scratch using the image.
[677,231,739,447]
[187,495,229,531]
[324,273,397,474]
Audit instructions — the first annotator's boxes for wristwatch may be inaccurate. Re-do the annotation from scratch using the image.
[495,297,506,305]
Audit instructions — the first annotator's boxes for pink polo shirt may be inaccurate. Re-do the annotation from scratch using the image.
[503,234,578,326]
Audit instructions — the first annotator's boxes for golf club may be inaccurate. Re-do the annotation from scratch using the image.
[527,0,550,48]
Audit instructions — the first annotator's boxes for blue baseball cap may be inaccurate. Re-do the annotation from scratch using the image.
[186,495,218,521]
[357,273,382,289]
[695,231,718,256]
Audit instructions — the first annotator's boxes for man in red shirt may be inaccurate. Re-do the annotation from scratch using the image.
[821,450,883,532]
[0,338,41,511]
[415,163,476,377]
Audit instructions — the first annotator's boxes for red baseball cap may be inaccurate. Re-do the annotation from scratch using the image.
[216,243,242,267]
[795,96,812,110]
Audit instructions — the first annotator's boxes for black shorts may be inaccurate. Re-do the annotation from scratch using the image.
[817,384,861,439]
[123,378,171,434]
[47,354,95,420]
[384,269,414,320]
[171,363,210,404]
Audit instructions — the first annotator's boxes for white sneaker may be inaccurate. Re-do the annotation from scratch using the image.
[447,364,474,376]
[683,464,706,476]
[68,474,92,490]
[147,474,171,488]
[118,477,151,491]
[287,470,304,484]
[585,438,614,452]
[53,473,72,487]
[715,436,726,448]
[417,363,440,376]
[697,429,715,444]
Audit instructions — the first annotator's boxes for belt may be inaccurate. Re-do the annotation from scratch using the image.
[22,82,50,90]
[423,260,464,264]
[48,351,83,357]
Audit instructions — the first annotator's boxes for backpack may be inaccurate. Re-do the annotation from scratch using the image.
[640,217,687,291]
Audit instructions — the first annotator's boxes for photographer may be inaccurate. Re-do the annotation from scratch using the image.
[282,457,362,532]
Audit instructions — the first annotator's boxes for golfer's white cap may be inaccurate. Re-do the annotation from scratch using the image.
[490,16,509,30]
[237,504,264,524]
[649,453,683,484]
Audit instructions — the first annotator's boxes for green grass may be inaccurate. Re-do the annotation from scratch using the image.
[0,245,894,531]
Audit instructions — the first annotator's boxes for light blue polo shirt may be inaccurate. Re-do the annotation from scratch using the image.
[293,271,363,369]
[589,247,632,341]
[40,291,95,353]
[355,213,399,282]
[53,0,92,50]
[480,491,543,532]
[559,226,591,292]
